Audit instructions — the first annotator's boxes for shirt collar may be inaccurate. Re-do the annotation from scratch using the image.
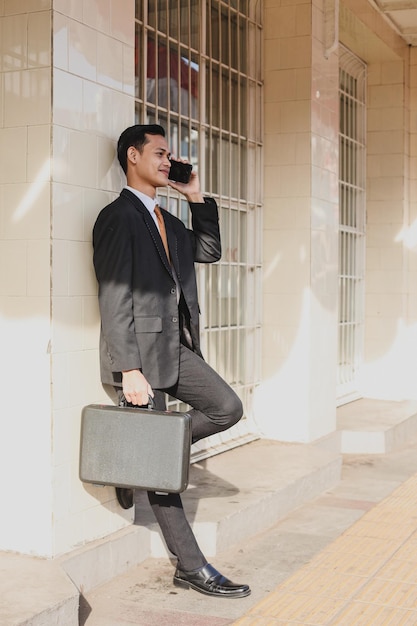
[125,186,159,214]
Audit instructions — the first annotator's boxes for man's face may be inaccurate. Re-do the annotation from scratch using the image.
[128,133,171,194]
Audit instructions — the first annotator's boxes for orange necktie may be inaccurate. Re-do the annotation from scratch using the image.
[154,205,170,262]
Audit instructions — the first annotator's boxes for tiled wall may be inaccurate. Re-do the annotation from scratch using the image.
[363,52,410,398]
[339,0,414,401]
[257,0,339,442]
[51,0,135,555]
[0,0,136,557]
[0,0,54,555]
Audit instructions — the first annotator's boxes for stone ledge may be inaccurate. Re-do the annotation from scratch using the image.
[337,398,417,453]
[0,552,78,626]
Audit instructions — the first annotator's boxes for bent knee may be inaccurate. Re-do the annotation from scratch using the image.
[223,392,243,426]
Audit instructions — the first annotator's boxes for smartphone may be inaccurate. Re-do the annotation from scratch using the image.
[168,159,193,184]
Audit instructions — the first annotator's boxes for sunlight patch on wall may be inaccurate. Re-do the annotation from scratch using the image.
[13,159,50,222]
[395,219,417,250]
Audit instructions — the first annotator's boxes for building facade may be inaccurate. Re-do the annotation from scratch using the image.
[0,0,416,561]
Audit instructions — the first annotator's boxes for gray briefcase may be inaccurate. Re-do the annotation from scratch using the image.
[79,403,191,493]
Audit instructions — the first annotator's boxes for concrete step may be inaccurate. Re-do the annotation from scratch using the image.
[60,436,341,596]
[1,437,341,625]
[80,440,417,626]
[337,397,417,454]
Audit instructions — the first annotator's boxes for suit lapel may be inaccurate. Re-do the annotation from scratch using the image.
[121,189,174,276]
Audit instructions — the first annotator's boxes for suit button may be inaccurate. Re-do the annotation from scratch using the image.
[172,317,178,323]
[170,288,176,294]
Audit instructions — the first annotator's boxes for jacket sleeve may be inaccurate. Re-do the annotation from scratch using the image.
[93,210,142,373]
[188,197,221,263]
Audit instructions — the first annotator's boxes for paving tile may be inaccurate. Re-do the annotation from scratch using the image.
[377,558,417,583]
[355,578,417,610]
[344,519,416,541]
[247,591,347,624]
[329,601,417,625]
[279,569,368,600]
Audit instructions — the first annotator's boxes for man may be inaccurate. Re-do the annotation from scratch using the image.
[92,124,250,598]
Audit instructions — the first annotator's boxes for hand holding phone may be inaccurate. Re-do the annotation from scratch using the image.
[168,159,193,184]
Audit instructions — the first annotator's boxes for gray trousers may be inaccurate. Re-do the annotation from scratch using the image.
[115,343,243,571]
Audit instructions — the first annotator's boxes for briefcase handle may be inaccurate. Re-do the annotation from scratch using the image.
[119,393,154,409]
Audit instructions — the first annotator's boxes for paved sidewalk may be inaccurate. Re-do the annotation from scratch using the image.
[234,472,417,625]
[80,441,417,626]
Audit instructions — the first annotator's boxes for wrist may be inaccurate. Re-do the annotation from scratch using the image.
[186,193,204,203]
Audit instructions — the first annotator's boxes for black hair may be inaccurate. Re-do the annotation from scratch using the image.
[117,124,166,174]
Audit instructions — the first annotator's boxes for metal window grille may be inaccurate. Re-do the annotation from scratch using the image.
[134,1,263,458]
[337,46,367,404]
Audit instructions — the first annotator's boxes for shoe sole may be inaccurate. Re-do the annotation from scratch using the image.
[173,577,251,598]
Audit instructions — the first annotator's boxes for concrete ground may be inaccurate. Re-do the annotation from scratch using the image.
[79,440,417,626]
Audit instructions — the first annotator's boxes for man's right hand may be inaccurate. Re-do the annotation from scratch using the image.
[122,369,154,406]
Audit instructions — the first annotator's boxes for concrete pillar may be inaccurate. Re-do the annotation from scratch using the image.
[0,0,134,557]
[255,0,339,442]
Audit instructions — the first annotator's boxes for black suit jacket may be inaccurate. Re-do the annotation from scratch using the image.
[93,188,221,389]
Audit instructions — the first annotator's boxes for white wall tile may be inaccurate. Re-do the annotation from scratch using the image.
[53,68,83,129]
[83,188,114,240]
[0,241,27,295]
[109,88,134,138]
[4,68,51,126]
[97,135,119,191]
[53,513,82,556]
[28,10,50,67]
[82,295,100,349]
[27,124,51,182]
[52,124,70,184]
[52,239,69,296]
[53,0,82,21]
[122,42,134,95]
[68,241,97,296]
[52,182,84,241]
[68,349,103,408]
[27,240,50,296]
[0,127,27,184]
[97,32,123,89]
[82,80,106,132]
[51,352,70,409]
[4,0,51,14]
[1,14,28,71]
[53,11,68,70]
[2,182,50,239]
[52,295,83,352]
[83,84,131,140]
[110,0,134,44]
[52,463,71,521]
[68,130,98,187]
[83,0,111,34]
[263,197,298,230]
[68,20,96,81]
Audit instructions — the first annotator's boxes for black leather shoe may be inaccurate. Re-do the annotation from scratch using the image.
[115,487,134,509]
[173,563,250,598]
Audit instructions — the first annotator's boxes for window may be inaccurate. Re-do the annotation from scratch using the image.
[337,47,366,404]
[135,1,263,457]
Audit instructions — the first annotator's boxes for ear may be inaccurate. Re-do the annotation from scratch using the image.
[127,147,138,167]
